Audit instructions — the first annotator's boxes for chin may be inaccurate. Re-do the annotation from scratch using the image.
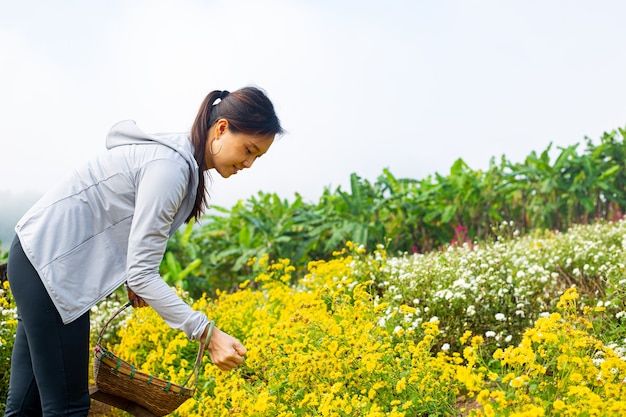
[218,169,232,179]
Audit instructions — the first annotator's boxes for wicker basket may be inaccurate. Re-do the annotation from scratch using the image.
[93,302,213,417]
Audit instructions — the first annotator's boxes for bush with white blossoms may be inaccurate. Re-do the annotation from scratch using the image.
[364,219,626,354]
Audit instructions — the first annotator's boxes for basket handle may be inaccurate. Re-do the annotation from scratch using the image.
[95,301,215,391]
[96,301,133,346]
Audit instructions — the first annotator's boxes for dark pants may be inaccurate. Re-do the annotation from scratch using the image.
[4,236,91,417]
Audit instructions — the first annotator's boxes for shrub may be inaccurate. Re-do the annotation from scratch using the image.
[368,219,626,355]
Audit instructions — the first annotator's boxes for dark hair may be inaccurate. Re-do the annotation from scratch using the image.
[187,86,283,222]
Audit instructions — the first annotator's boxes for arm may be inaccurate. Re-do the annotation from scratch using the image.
[125,157,207,339]
[126,158,246,369]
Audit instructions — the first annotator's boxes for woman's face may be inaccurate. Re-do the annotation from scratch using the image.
[205,119,274,178]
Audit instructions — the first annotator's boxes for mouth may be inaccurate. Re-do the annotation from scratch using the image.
[232,166,239,175]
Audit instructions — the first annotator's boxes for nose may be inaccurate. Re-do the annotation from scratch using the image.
[242,157,255,169]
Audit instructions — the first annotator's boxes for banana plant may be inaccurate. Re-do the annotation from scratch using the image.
[161,124,626,298]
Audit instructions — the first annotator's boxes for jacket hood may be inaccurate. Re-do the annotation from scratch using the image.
[105,119,199,228]
[106,120,197,168]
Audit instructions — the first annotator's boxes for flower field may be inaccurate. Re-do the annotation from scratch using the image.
[2,219,626,416]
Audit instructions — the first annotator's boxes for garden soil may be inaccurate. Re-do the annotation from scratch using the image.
[88,400,115,416]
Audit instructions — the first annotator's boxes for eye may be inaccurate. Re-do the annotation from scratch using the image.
[245,147,252,155]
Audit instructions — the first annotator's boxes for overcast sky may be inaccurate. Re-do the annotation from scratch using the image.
[1,0,626,212]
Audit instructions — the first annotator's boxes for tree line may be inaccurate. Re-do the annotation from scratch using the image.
[3,128,624,291]
[161,126,626,297]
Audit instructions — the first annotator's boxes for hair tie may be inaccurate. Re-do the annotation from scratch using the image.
[220,90,230,100]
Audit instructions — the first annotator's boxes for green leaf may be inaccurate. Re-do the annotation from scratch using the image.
[441,205,456,223]
[598,165,620,181]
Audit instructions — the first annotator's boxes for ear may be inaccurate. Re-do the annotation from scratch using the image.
[215,119,229,137]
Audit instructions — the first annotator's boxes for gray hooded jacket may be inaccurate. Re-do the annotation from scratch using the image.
[15,120,209,341]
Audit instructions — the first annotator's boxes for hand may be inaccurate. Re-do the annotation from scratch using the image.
[127,288,148,308]
[202,325,246,371]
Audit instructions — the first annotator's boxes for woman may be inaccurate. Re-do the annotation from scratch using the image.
[5,87,283,416]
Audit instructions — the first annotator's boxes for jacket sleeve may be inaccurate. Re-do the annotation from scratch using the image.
[125,157,208,341]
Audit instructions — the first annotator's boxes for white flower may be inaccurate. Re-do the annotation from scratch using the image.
[485,331,496,338]
[495,313,506,321]
[441,343,450,351]
[429,316,439,322]
[466,305,476,316]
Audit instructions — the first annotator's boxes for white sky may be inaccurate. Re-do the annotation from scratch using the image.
[1,0,626,210]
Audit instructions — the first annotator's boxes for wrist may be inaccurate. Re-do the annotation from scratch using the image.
[201,321,215,345]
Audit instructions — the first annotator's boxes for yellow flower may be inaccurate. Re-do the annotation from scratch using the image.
[556,287,579,310]
[399,304,416,315]
[509,375,528,388]
[460,330,473,345]
[396,377,407,394]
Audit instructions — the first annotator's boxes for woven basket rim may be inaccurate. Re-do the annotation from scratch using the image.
[94,345,194,395]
